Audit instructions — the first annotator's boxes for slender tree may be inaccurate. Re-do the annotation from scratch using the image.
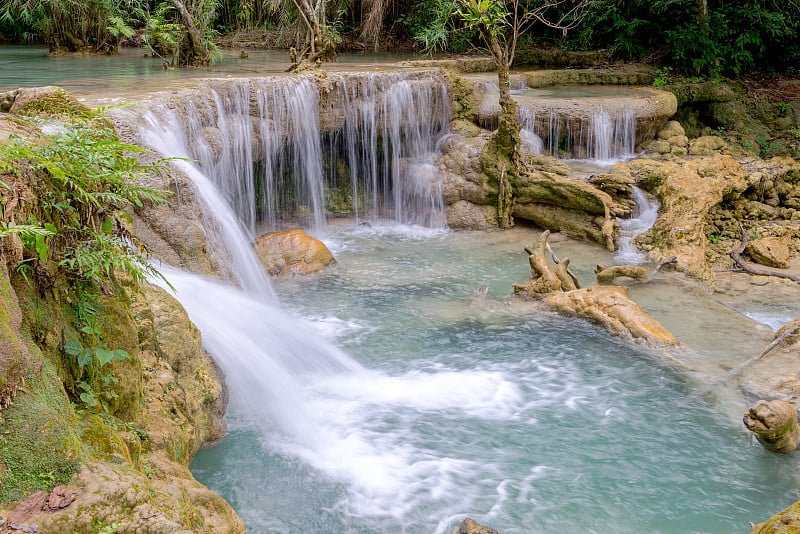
[456,0,590,226]
[287,0,338,67]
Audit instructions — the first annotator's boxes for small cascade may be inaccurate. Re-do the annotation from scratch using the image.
[615,186,659,265]
[139,108,276,299]
[518,106,637,161]
[331,74,451,227]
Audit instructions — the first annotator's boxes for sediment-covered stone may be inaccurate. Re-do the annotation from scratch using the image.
[743,399,800,454]
[746,237,792,269]
[623,155,749,283]
[544,285,678,346]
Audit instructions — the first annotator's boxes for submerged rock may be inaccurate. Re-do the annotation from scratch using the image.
[254,228,336,276]
[743,399,799,454]
[751,500,800,533]
[455,517,500,534]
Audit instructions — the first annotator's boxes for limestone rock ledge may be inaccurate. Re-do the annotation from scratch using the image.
[0,281,244,533]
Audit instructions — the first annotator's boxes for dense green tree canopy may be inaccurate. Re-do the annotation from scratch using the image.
[0,0,798,75]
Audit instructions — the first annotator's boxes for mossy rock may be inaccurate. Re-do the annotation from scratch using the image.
[80,414,140,467]
[443,70,479,123]
[0,262,28,409]
[0,360,82,502]
[9,86,91,120]
[668,80,736,107]
[752,500,800,533]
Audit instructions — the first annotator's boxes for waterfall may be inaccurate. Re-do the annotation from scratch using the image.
[133,73,449,237]
[615,186,659,265]
[518,105,637,161]
[139,108,277,299]
[333,74,450,227]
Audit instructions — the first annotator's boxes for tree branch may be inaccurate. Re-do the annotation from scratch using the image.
[730,223,800,283]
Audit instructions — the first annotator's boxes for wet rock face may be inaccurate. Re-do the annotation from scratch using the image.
[743,399,800,454]
[623,155,749,283]
[254,228,336,276]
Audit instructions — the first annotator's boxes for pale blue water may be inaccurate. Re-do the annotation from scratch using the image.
[0,45,415,100]
[191,224,800,534]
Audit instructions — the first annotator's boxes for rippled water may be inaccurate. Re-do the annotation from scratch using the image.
[191,223,800,534]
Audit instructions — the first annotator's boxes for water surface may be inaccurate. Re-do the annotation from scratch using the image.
[191,224,800,534]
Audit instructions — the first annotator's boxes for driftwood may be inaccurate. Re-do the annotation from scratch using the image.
[512,230,563,296]
[595,264,648,284]
[546,242,581,289]
[731,223,800,283]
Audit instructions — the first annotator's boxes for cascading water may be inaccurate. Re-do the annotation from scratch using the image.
[127,73,798,534]
[329,73,450,227]
[518,106,637,162]
[615,186,660,265]
[135,73,450,236]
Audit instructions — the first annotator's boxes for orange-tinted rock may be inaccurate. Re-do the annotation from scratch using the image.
[254,229,336,276]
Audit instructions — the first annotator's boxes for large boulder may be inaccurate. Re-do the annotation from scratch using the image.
[743,399,799,454]
[8,86,90,119]
[2,285,244,533]
[254,229,336,276]
[622,155,749,283]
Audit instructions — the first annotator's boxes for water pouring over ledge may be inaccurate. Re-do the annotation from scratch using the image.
[116,71,800,533]
[615,186,660,265]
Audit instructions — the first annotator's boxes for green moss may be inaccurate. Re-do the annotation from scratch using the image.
[0,265,26,401]
[442,69,478,123]
[18,88,92,120]
[0,359,82,502]
[80,414,139,467]
[753,500,800,533]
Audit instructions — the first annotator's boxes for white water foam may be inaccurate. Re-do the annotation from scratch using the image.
[615,186,659,265]
[152,265,522,521]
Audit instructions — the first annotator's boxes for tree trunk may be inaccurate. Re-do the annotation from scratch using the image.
[167,0,211,66]
[696,0,708,27]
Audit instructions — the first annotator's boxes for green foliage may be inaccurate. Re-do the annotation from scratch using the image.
[653,66,673,87]
[0,0,148,52]
[143,0,223,66]
[456,0,509,41]
[569,0,800,77]
[0,115,168,288]
[63,308,131,412]
[397,0,464,55]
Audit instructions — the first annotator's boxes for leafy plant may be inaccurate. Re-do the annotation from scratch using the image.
[653,66,673,87]
[63,320,131,412]
[0,115,169,288]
